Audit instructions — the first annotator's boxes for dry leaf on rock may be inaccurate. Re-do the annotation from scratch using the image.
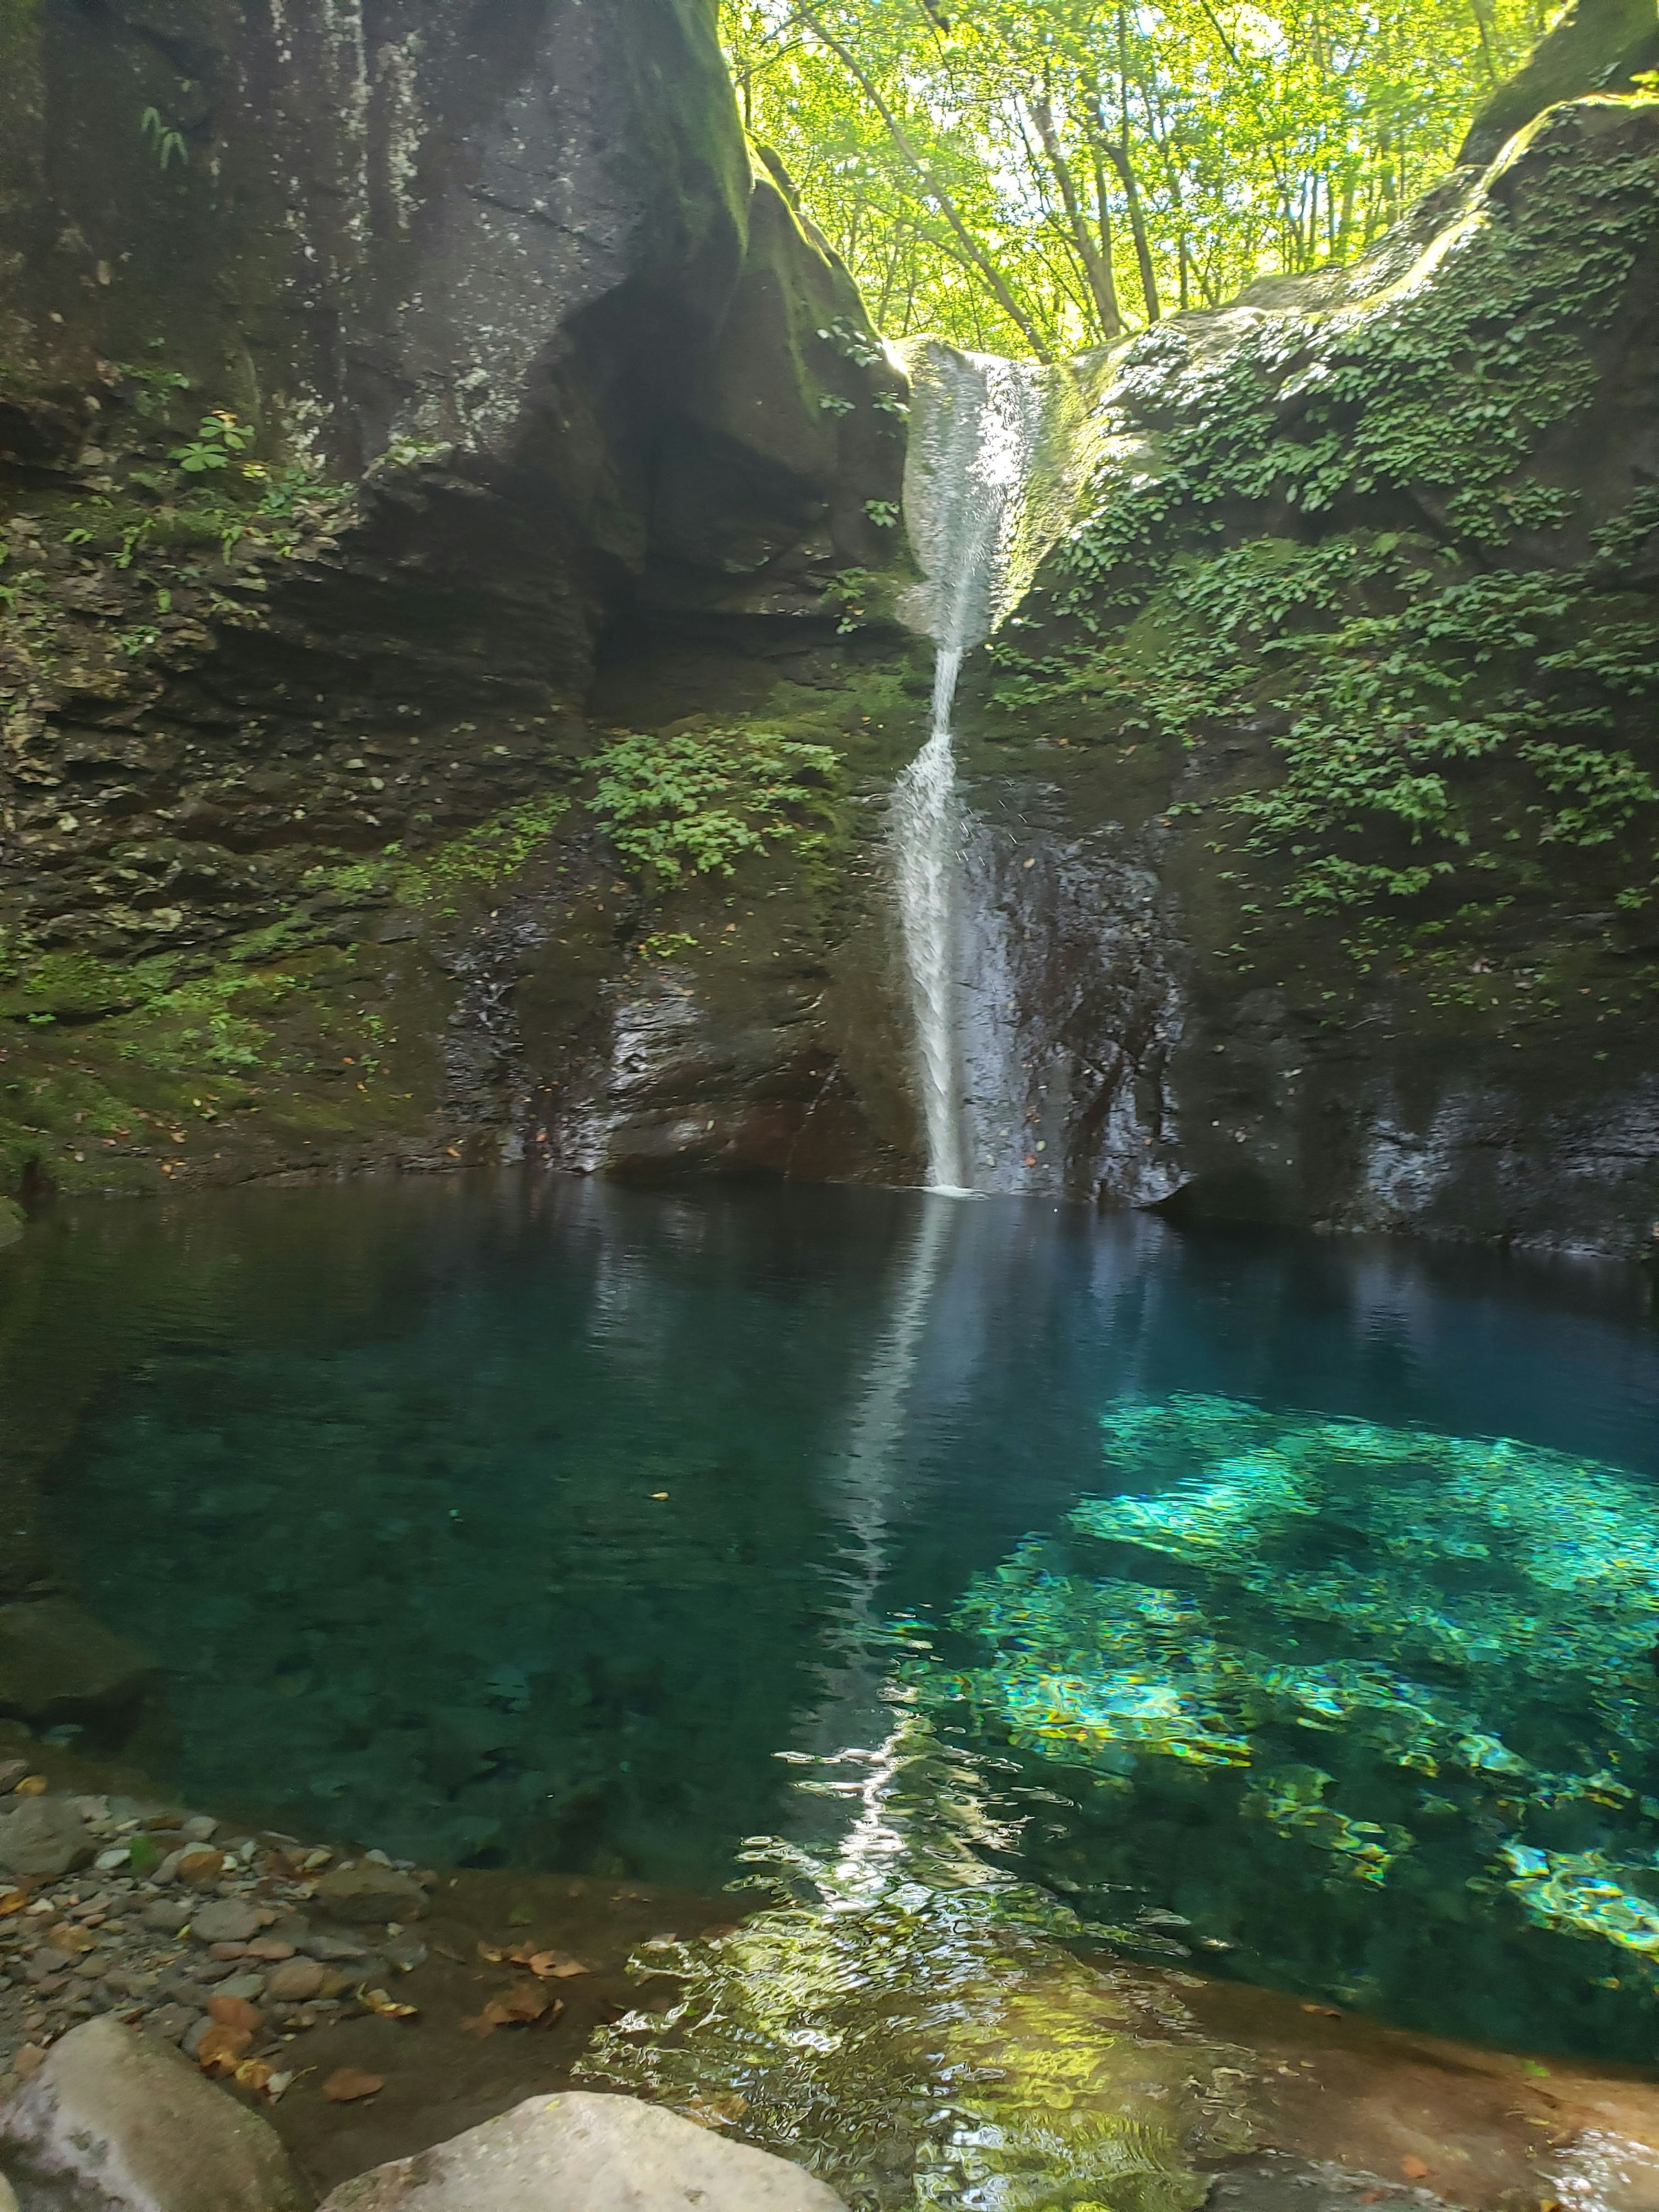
[322,2066,384,2102]
[13,1777,45,1797]
[46,1922,95,1955]
[0,1889,26,1916]
[358,1984,419,2019]
[235,2058,274,2094]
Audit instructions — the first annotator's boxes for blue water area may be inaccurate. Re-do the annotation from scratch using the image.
[9,1174,1659,2059]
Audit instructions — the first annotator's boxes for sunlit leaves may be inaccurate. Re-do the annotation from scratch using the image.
[721,0,1554,358]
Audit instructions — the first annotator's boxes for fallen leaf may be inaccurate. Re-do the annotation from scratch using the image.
[196,2024,254,2076]
[1401,2157,1430,2181]
[476,1940,505,1965]
[461,1984,562,2035]
[207,1995,263,2033]
[1300,2002,1342,2018]
[13,1777,46,1798]
[46,1923,95,1956]
[0,1890,27,1916]
[322,2067,384,2103]
[684,2091,750,2128]
[527,1949,590,1979]
[235,2058,274,2094]
[358,1985,419,2019]
[265,2070,296,2104]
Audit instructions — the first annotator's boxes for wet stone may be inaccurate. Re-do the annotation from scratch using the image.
[312,1863,427,1924]
[0,1798,92,1879]
[264,1958,324,2002]
[191,1899,263,1944]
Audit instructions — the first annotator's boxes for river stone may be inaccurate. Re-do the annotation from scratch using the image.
[263,1958,324,2002]
[0,1600,157,1732]
[0,1796,93,1878]
[316,2092,848,2212]
[312,1864,427,1924]
[0,2015,305,2211]
[189,1900,262,1945]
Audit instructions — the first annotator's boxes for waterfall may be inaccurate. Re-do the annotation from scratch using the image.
[892,341,1110,1195]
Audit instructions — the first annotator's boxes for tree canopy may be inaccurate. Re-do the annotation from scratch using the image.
[722,0,1557,358]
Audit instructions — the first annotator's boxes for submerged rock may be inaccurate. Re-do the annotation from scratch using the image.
[316,2091,847,2212]
[0,1602,156,1737]
[312,1864,428,1925]
[0,2015,305,2212]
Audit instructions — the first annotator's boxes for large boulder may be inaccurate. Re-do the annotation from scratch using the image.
[318,2091,846,2212]
[0,2016,305,2212]
[0,1601,158,1737]
[0,1796,93,1881]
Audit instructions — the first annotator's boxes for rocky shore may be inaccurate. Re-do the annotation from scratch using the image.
[0,1764,429,2091]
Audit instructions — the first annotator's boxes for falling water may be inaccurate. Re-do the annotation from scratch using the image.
[893,343,1109,1194]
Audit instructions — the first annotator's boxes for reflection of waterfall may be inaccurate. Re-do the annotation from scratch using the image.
[893,342,1112,1194]
[788,1195,959,1871]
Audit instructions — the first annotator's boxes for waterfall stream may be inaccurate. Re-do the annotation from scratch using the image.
[893,342,1109,1194]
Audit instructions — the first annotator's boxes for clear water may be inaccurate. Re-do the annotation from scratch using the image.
[9,1175,1659,2062]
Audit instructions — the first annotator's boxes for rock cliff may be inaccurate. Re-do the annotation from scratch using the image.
[1,3,1656,1258]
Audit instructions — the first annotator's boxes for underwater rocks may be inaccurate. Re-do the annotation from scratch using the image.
[314,2091,848,2212]
[0,2015,305,2212]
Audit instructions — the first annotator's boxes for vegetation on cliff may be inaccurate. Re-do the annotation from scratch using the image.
[979,97,1659,1026]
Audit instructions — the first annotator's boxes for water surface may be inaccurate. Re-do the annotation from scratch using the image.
[6,1174,1659,2060]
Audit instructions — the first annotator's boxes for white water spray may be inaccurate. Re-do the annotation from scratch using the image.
[892,343,1109,1194]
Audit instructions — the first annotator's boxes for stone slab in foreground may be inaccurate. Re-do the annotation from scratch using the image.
[0,2016,305,2212]
[319,2091,848,2212]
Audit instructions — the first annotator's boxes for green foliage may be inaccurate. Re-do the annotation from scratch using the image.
[170,411,254,476]
[139,105,187,170]
[594,725,845,886]
[724,0,1552,357]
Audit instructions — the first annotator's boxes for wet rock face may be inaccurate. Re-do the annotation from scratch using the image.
[0,0,905,972]
[945,95,1659,1256]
